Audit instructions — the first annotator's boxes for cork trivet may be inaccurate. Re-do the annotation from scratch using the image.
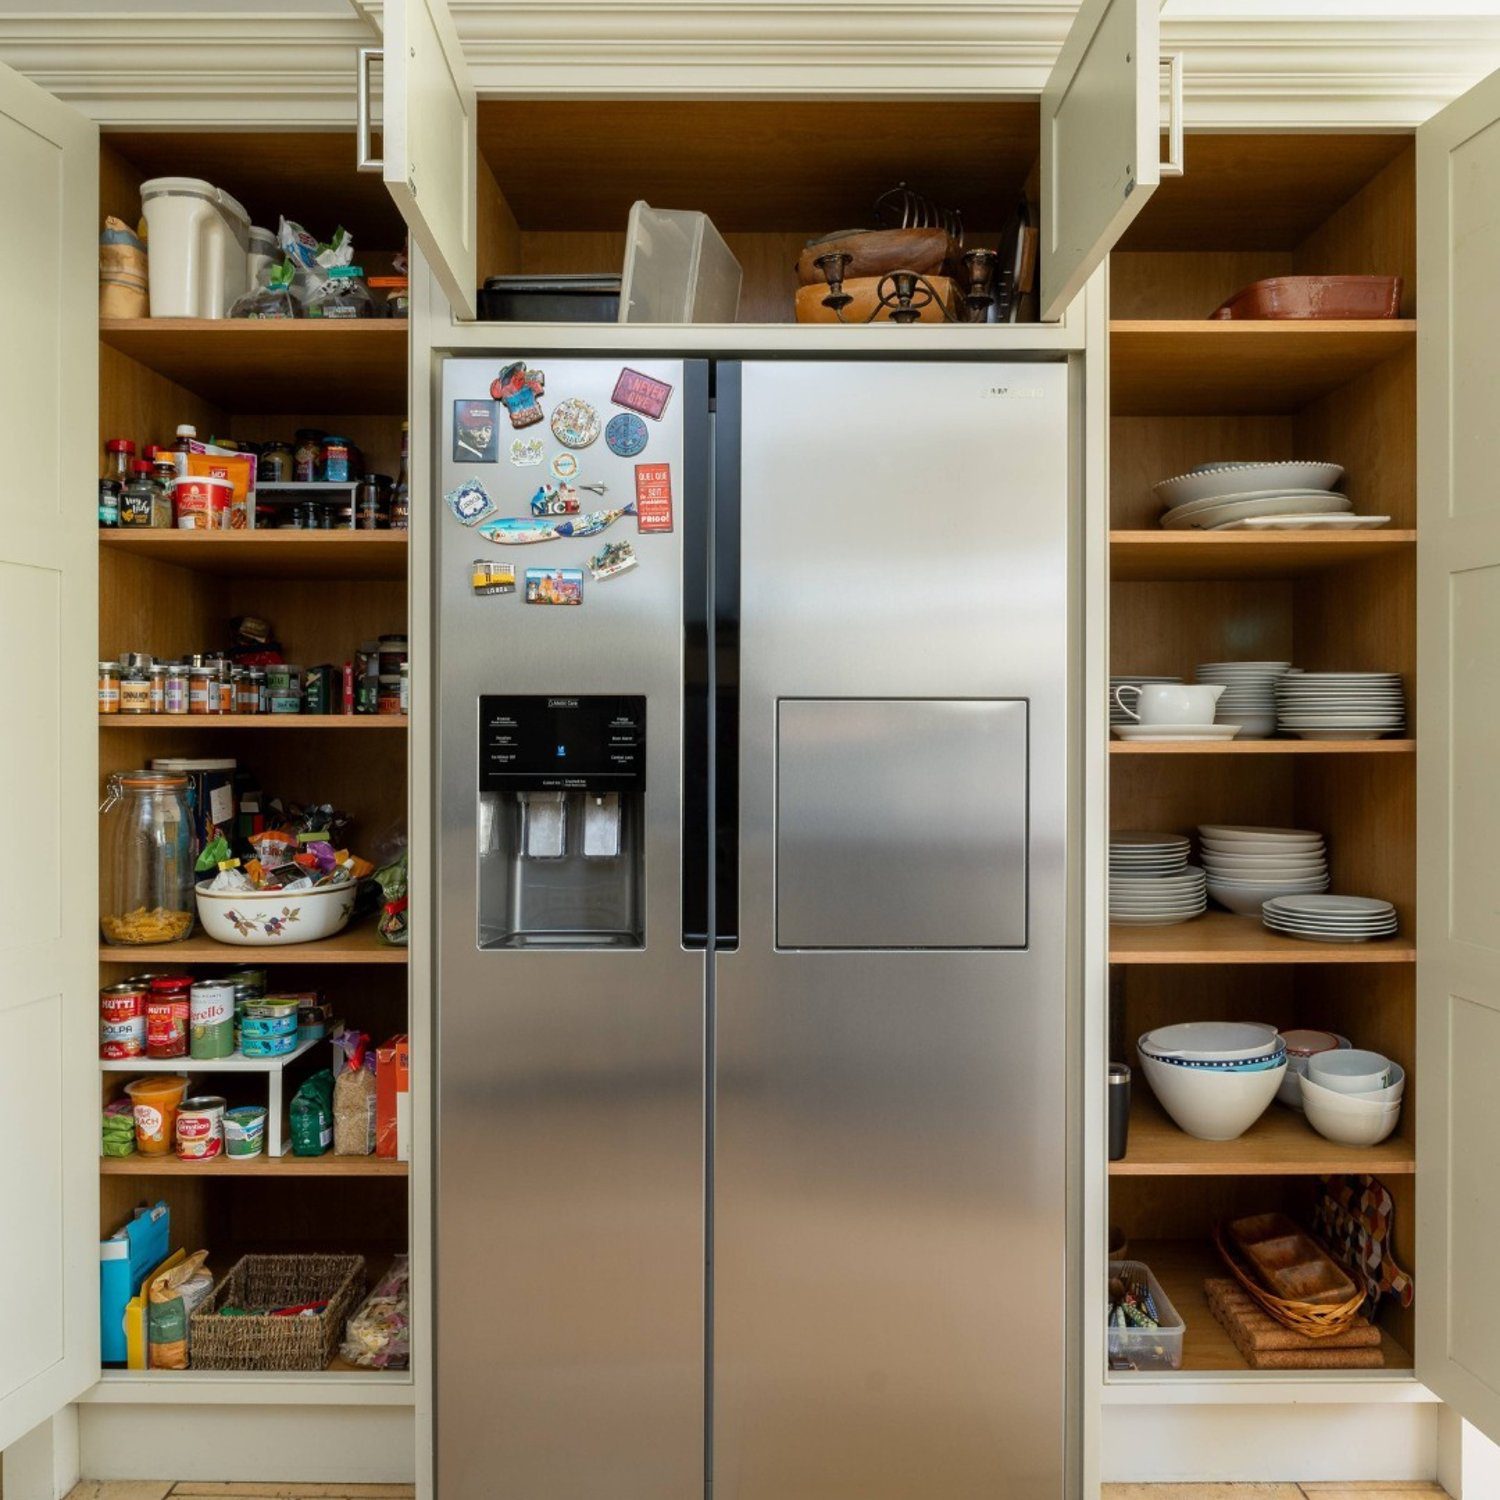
[1205,1278,1384,1367]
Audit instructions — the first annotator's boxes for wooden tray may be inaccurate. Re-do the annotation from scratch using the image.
[795,274,960,325]
[1225,1212,1358,1306]
[795,227,958,286]
[1210,275,1403,320]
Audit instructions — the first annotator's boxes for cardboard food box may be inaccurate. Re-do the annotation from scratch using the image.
[376,1034,410,1161]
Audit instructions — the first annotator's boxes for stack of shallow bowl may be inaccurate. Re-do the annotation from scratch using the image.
[1193,661,1290,740]
[1109,674,1180,731]
[1109,833,1205,925]
[1198,824,1329,915]
[1299,1047,1405,1145]
[1275,1027,1352,1108]
[1273,671,1406,739]
[1136,1021,1288,1141]
[1261,893,1398,944]
[1152,460,1349,530]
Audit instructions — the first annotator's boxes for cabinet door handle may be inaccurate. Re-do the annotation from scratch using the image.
[1160,52,1184,178]
[357,47,384,173]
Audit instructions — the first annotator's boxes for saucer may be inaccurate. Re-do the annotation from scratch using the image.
[1112,723,1241,741]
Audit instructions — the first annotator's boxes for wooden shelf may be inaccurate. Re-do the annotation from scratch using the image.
[98,920,405,967]
[1116,1239,1412,1374]
[101,714,407,730]
[1109,738,1413,755]
[99,318,407,414]
[100,1036,320,1073]
[1109,911,1414,965]
[100,1152,407,1177]
[1109,319,1416,415]
[1110,530,1416,581]
[1110,1092,1415,1176]
[99,529,407,580]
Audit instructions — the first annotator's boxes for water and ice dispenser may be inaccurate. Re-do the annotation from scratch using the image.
[477,695,645,948]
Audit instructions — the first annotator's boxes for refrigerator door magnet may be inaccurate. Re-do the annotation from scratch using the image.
[588,539,637,581]
[491,362,546,428]
[453,400,500,462]
[634,463,674,533]
[605,411,648,457]
[551,398,601,449]
[445,478,498,526]
[611,367,674,420]
[530,482,580,517]
[478,505,637,545]
[550,452,579,480]
[509,437,545,467]
[524,567,584,605]
[471,559,516,596]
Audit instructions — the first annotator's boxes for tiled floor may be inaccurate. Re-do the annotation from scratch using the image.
[65,1484,1452,1499]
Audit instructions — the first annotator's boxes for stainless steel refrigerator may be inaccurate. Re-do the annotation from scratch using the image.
[435,356,1072,1498]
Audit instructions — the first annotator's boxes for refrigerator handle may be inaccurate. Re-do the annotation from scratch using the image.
[682,360,713,949]
[713,362,741,951]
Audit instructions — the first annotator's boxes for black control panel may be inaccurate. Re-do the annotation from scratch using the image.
[479,695,646,792]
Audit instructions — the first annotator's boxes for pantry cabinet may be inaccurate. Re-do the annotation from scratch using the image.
[3,0,1500,1490]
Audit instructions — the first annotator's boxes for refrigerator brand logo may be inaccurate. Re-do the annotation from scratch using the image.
[982,386,1046,399]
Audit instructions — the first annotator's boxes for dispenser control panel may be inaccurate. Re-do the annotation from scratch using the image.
[480,695,646,792]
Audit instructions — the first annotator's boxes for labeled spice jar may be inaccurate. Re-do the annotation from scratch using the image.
[216,662,235,715]
[99,771,195,946]
[293,429,324,483]
[163,662,190,715]
[318,435,359,483]
[147,663,168,714]
[187,665,214,714]
[98,661,121,715]
[355,474,390,530]
[258,439,296,484]
[119,655,153,715]
[235,669,260,714]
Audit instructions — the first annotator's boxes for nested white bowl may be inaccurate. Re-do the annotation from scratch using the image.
[1208,882,1330,917]
[1139,1021,1280,1060]
[195,880,358,946]
[1137,1047,1287,1141]
[1298,1074,1402,1146]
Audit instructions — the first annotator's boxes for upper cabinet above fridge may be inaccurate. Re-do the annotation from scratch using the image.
[362,0,1173,327]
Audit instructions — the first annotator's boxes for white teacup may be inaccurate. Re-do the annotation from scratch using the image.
[1113,682,1226,726]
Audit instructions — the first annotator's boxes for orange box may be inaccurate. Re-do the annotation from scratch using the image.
[376,1034,410,1160]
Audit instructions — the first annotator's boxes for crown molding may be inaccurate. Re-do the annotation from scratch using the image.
[2,4,1499,128]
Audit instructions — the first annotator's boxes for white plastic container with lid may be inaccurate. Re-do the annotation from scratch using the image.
[140,177,251,318]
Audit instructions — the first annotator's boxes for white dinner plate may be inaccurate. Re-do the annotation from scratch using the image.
[1112,724,1241,741]
[1153,461,1345,507]
[1163,492,1352,531]
[1216,514,1391,531]
[1164,486,1341,520]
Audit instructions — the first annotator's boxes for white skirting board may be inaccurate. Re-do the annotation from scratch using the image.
[1101,1401,1439,1483]
[77,1404,414,1483]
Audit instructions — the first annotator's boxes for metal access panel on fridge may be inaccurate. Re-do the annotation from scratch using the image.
[713,361,1073,1499]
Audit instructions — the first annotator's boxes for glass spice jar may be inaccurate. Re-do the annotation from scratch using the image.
[188,666,215,715]
[163,663,190,715]
[356,474,390,530]
[148,663,168,714]
[98,660,121,715]
[293,429,324,483]
[119,653,153,715]
[258,440,296,484]
[99,770,195,946]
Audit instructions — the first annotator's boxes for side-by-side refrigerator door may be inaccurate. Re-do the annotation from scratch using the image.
[434,358,709,1497]
[712,361,1074,1499]
[363,0,477,319]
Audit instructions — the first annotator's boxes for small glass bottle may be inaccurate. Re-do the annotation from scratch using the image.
[147,663,168,714]
[98,660,121,715]
[120,461,156,527]
[173,424,197,476]
[119,653,153,715]
[149,451,178,527]
[163,662,190,715]
[390,422,410,531]
[188,665,215,715]
[236,668,261,715]
[214,660,235,715]
[293,429,323,483]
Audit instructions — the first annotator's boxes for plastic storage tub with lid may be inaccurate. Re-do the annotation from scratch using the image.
[139,177,251,319]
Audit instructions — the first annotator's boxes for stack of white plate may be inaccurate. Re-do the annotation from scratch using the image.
[1273,671,1406,739]
[1109,674,1181,729]
[1193,661,1291,740]
[1152,461,1354,531]
[1110,833,1205,925]
[1262,894,1398,944]
[1197,824,1329,916]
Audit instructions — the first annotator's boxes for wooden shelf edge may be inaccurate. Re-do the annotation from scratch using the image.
[100,317,407,338]
[82,1367,415,1406]
[1108,911,1414,965]
[99,1154,408,1176]
[98,921,407,966]
[1110,529,1417,547]
[1109,738,1413,755]
[1108,318,1417,337]
[101,715,408,730]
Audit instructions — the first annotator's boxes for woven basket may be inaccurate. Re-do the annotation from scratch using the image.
[1213,1223,1365,1339]
[190,1254,365,1371]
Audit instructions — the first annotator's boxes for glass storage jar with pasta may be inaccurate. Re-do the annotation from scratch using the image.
[100,770,196,945]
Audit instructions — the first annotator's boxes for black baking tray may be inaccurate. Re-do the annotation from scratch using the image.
[478,274,622,322]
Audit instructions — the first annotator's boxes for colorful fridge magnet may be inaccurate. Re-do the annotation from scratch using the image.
[509,437,545,467]
[634,463,674,533]
[605,411,648,457]
[588,539,637,581]
[612,367,674,420]
[550,452,578,480]
[478,504,636,545]
[491,361,546,428]
[471,559,516,596]
[529,481,580,517]
[525,567,584,606]
[445,478,498,526]
[453,399,500,462]
[550,397,601,449]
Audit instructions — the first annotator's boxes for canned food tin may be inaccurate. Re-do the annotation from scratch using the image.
[175,1095,226,1160]
[242,1032,298,1058]
[100,980,147,1025]
[100,1015,147,1060]
[224,967,267,997]
[145,996,189,1059]
[189,980,236,1060]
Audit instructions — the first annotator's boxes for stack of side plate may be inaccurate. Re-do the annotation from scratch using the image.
[1152,460,1352,532]
[1110,833,1206,925]
[1109,831,1190,878]
[1262,894,1398,943]
[1109,674,1180,728]
[1273,671,1406,739]
[1194,661,1291,740]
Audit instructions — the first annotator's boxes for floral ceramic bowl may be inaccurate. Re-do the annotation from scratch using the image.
[195,880,357,946]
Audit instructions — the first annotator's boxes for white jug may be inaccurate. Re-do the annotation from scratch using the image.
[140,177,251,319]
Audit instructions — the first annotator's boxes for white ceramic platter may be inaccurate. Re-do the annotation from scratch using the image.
[1164,492,1352,531]
[1153,461,1345,507]
[1216,514,1391,531]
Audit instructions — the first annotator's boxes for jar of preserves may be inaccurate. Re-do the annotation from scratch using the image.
[163,662,190,715]
[99,770,195,946]
[98,660,121,715]
[120,653,153,715]
[293,429,324,483]
[258,440,296,484]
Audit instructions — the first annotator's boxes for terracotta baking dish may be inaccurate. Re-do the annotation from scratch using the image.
[1210,275,1403,320]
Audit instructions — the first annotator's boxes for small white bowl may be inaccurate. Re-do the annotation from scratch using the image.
[195,880,358,947]
[1138,1047,1286,1141]
[1207,881,1330,917]
[1307,1048,1393,1095]
[1299,1074,1402,1146]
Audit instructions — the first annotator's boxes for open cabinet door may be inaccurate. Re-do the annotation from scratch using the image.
[1415,63,1500,1449]
[0,58,99,1450]
[1039,0,1165,321]
[379,0,477,319]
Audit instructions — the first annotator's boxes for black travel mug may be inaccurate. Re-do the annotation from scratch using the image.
[1108,1062,1131,1161]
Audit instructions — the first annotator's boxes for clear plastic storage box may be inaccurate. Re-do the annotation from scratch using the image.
[1107,1259,1186,1371]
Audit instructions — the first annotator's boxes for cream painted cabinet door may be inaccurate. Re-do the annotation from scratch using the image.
[0,58,98,1449]
[379,0,477,319]
[1039,0,1165,320]
[1416,64,1500,1449]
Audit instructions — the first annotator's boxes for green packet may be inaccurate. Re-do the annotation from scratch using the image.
[101,1102,136,1157]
